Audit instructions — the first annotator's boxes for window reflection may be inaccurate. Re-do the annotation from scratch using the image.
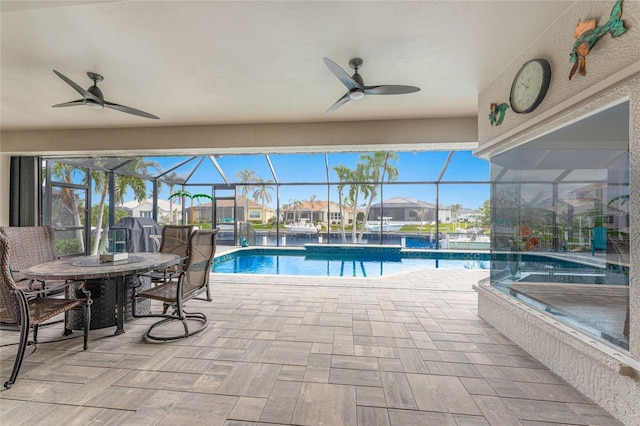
[490,101,630,350]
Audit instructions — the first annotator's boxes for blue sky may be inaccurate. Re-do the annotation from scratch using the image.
[128,150,490,210]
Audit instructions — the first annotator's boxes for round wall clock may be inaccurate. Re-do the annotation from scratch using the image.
[509,59,552,114]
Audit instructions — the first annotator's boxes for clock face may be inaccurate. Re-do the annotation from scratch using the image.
[510,59,551,114]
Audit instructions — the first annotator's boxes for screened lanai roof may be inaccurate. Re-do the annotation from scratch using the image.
[49,150,491,186]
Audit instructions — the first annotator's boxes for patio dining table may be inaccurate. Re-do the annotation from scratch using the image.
[21,252,179,335]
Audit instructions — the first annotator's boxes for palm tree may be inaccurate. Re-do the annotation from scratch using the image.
[50,163,86,253]
[235,168,257,222]
[414,209,427,234]
[281,202,291,222]
[358,152,399,242]
[333,164,352,243]
[163,172,181,225]
[292,199,302,223]
[97,161,150,254]
[348,163,370,243]
[252,178,274,224]
[308,194,318,223]
[450,203,462,220]
[96,158,157,254]
[51,159,152,255]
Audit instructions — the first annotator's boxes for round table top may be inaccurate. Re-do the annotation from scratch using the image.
[21,252,180,281]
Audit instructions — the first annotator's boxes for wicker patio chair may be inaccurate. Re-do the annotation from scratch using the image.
[0,232,92,389]
[149,225,194,284]
[132,229,218,341]
[0,226,66,294]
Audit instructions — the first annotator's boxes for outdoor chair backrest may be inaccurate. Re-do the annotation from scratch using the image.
[160,225,194,258]
[592,226,607,250]
[180,229,218,299]
[0,232,23,326]
[0,226,57,282]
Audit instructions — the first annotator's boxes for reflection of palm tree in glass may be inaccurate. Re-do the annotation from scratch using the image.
[235,168,256,222]
[252,178,274,224]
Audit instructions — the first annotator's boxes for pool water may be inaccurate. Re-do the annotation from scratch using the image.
[212,250,490,277]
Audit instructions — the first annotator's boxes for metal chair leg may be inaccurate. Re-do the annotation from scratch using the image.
[83,302,90,350]
[4,297,30,389]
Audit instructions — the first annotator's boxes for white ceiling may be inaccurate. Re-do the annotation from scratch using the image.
[1,1,575,132]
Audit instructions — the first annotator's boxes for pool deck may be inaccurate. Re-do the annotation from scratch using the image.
[0,265,622,425]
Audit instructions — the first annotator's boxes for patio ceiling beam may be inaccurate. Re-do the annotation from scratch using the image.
[209,155,229,185]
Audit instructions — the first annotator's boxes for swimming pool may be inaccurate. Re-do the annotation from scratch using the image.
[212,246,490,277]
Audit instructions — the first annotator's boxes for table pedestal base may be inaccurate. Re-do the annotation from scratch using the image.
[66,276,151,333]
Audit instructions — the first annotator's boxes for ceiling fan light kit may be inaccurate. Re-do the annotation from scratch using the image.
[52,70,159,119]
[323,57,420,113]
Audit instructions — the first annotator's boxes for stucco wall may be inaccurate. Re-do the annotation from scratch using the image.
[477,0,639,149]
[0,117,477,156]
[477,284,640,424]
[475,1,640,423]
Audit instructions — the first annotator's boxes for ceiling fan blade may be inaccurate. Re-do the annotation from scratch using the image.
[53,70,101,103]
[325,93,351,114]
[52,99,86,108]
[364,85,421,95]
[104,101,159,119]
[323,57,360,90]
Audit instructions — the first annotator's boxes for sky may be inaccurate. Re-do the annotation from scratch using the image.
[125,150,490,210]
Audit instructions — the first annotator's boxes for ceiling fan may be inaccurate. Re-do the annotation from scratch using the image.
[323,57,420,114]
[52,70,159,119]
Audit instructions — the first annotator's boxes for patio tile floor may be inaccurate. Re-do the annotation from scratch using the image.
[0,269,624,425]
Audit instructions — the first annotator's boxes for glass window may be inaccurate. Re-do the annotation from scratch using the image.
[49,161,87,185]
[489,101,630,350]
